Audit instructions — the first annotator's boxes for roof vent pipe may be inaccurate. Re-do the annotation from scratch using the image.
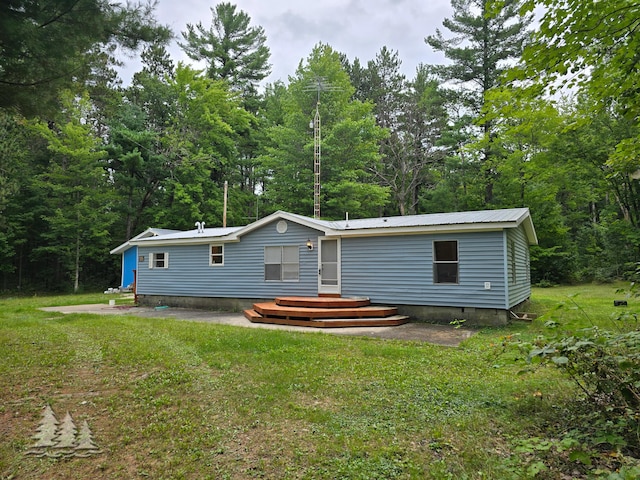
[345,212,349,228]
[195,221,206,234]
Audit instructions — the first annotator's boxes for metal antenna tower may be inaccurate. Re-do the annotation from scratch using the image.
[303,77,341,219]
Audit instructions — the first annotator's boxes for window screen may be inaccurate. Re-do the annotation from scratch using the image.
[433,241,458,283]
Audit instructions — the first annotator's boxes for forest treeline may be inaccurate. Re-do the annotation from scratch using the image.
[1,0,639,292]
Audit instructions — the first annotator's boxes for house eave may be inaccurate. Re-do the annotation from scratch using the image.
[132,236,241,247]
[232,210,335,238]
[327,221,536,241]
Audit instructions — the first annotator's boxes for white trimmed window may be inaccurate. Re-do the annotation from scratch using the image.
[149,252,169,269]
[265,246,299,281]
[433,240,458,284]
[210,244,224,266]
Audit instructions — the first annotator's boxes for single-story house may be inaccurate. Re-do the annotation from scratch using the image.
[110,208,537,326]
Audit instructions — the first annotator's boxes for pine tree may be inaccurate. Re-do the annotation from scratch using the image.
[25,405,59,456]
[425,0,532,204]
[0,0,170,117]
[51,412,78,457]
[179,2,271,95]
[75,420,102,457]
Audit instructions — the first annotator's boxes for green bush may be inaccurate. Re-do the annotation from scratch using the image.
[513,283,640,460]
[526,327,640,454]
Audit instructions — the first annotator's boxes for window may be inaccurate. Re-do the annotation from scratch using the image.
[433,240,458,284]
[265,246,299,281]
[210,245,224,266]
[149,252,168,269]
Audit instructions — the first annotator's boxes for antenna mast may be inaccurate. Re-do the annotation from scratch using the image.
[304,76,340,219]
[312,100,321,219]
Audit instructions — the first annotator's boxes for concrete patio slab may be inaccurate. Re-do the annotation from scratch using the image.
[39,303,476,347]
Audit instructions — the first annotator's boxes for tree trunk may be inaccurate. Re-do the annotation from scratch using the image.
[74,232,80,293]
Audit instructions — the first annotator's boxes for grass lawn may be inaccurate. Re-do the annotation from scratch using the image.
[0,284,636,479]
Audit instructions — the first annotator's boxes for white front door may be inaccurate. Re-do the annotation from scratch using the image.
[318,238,341,295]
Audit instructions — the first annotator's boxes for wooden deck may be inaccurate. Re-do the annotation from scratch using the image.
[275,296,371,308]
[243,296,410,328]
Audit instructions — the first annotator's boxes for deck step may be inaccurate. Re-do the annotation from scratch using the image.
[245,296,409,329]
[243,309,262,322]
[244,312,410,328]
[276,296,370,308]
[253,302,398,320]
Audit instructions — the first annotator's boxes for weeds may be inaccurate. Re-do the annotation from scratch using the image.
[2,288,640,478]
[496,282,640,476]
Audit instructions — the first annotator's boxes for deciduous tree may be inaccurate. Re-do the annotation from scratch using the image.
[30,92,117,291]
[261,44,388,219]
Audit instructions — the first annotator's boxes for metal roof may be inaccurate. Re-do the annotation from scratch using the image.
[118,208,537,250]
[109,227,183,254]
[135,226,243,242]
[332,208,531,230]
[266,208,537,244]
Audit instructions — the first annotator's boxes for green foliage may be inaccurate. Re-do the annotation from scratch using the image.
[516,0,640,123]
[153,64,253,228]
[426,0,531,113]
[505,291,640,464]
[509,0,640,229]
[261,44,389,219]
[0,111,31,276]
[0,0,170,117]
[28,91,117,292]
[105,101,170,240]
[3,0,640,291]
[179,2,271,93]
[426,0,533,205]
[347,53,450,216]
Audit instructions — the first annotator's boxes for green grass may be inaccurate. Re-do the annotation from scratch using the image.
[0,285,637,479]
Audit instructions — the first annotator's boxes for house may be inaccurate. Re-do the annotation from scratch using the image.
[109,228,181,290]
[111,208,537,326]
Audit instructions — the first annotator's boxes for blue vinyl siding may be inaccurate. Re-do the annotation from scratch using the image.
[507,226,532,307]
[136,220,320,298]
[121,246,137,288]
[340,231,509,309]
[135,217,533,311]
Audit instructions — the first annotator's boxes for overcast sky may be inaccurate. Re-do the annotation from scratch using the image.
[120,0,453,85]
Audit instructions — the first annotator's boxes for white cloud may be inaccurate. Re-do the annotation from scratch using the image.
[118,0,452,85]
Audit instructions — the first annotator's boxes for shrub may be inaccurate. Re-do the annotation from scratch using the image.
[515,286,640,458]
[526,327,640,454]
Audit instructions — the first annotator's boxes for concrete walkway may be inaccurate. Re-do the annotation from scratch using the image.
[40,303,476,347]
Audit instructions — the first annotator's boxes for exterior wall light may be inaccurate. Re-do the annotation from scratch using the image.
[306,239,314,251]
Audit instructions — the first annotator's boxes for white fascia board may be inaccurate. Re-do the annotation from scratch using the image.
[131,235,241,247]
[334,222,521,238]
[231,210,335,238]
[110,227,173,254]
[519,213,538,245]
[110,243,131,255]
